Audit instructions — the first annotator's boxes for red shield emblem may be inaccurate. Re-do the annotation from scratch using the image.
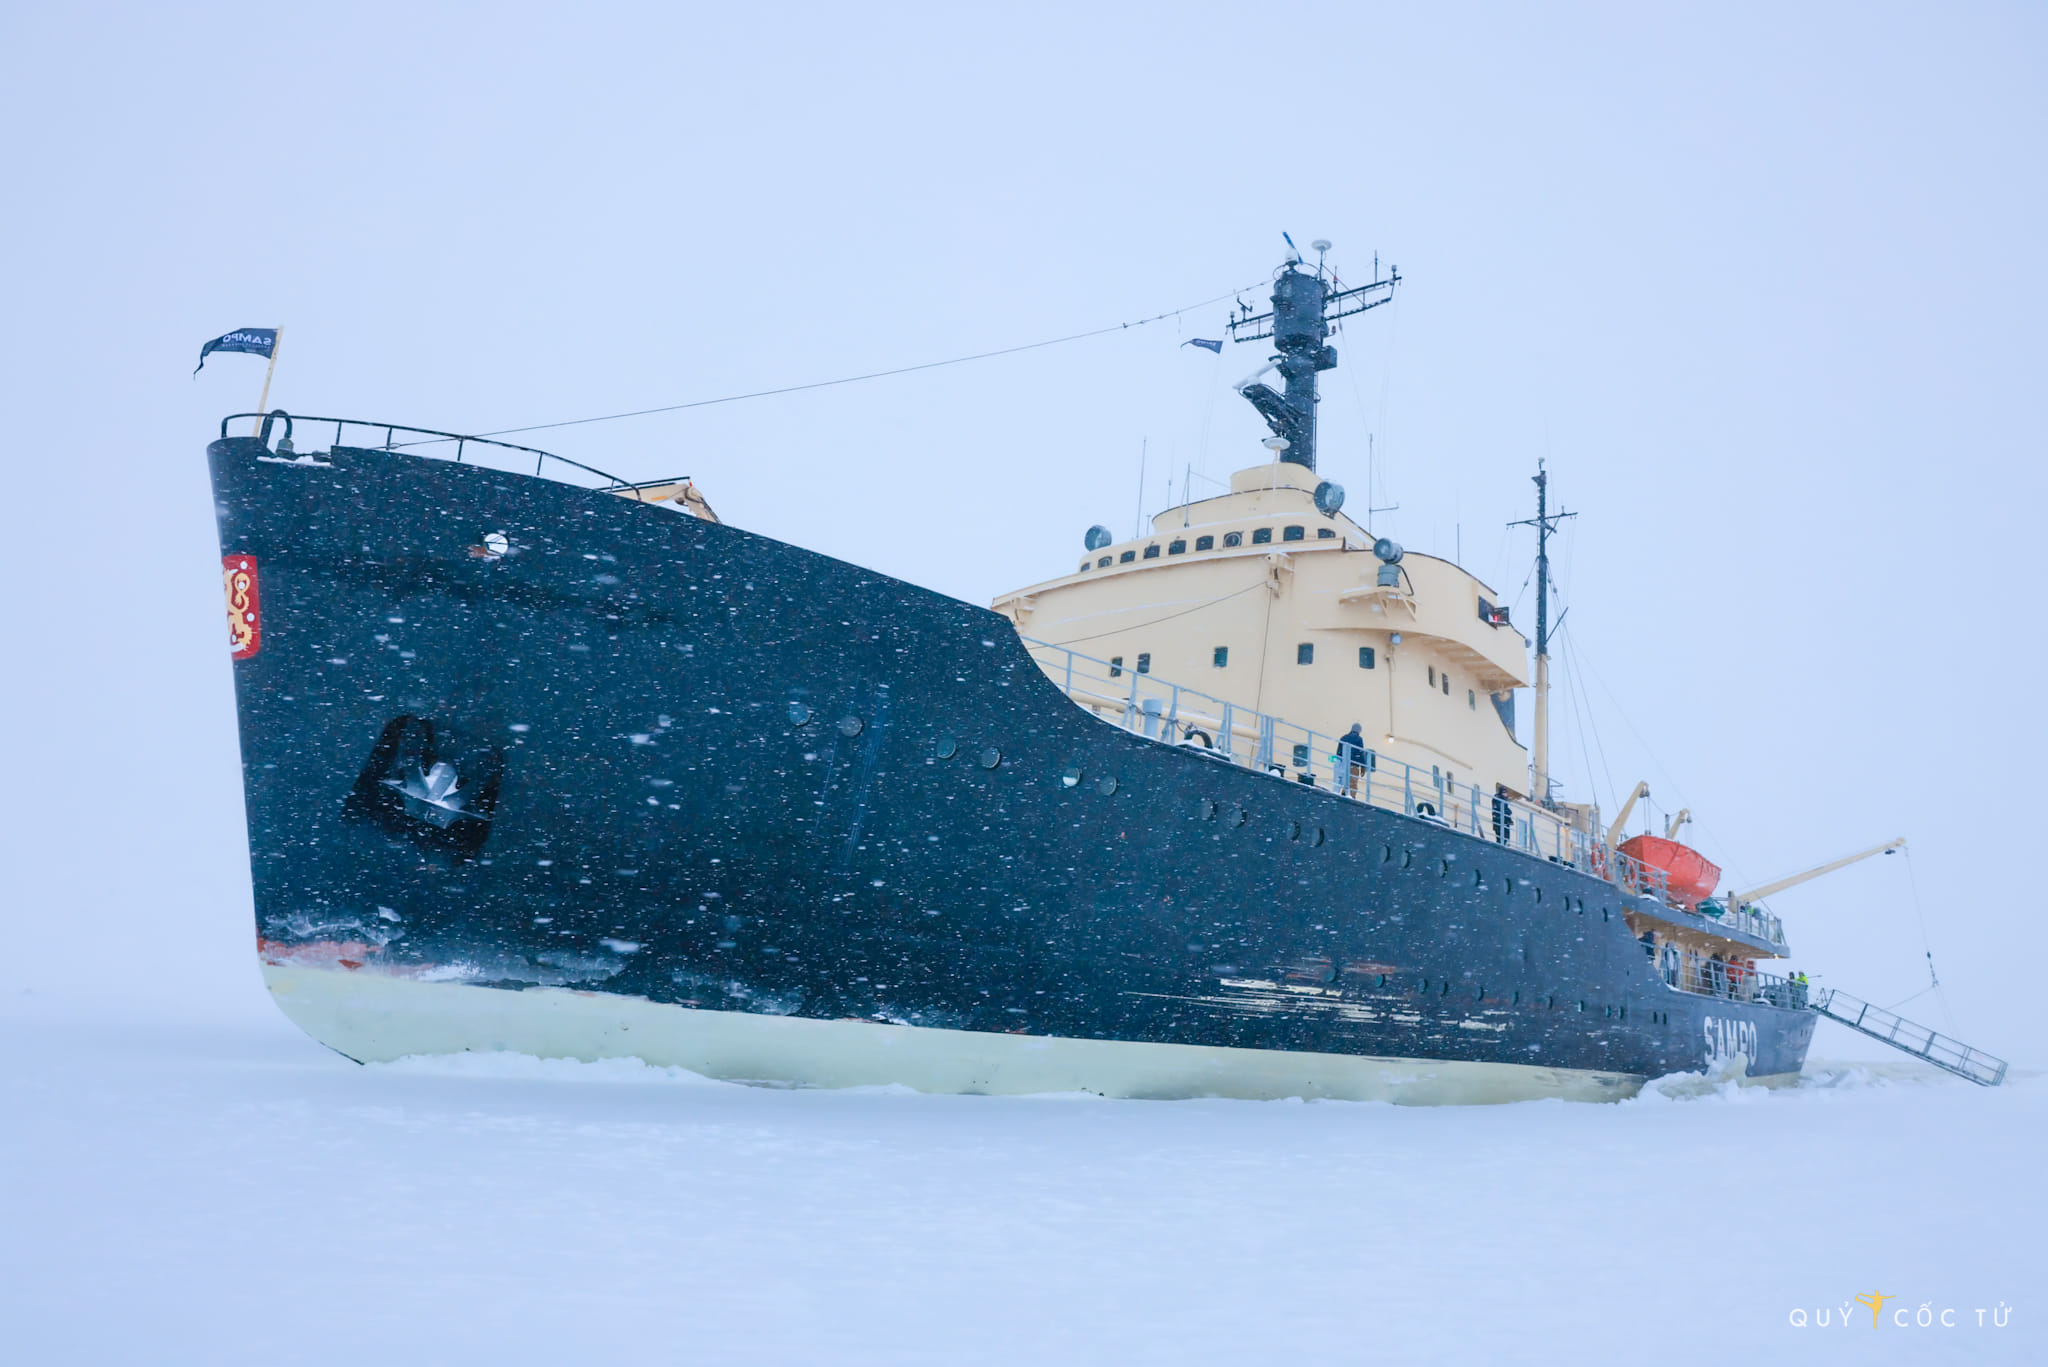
[223,555,260,659]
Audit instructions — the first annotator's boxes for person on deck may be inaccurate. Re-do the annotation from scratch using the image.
[1337,723,1368,798]
[1491,784,1513,844]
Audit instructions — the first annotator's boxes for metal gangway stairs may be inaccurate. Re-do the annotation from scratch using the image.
[1810,989,2008,1086]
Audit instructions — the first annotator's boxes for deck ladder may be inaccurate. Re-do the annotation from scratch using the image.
[1810,988,2008,1086]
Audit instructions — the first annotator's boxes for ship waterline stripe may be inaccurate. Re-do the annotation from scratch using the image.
[261,965,1703,1105]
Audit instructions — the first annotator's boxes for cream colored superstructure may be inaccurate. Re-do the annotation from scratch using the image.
[994,459,1533,800]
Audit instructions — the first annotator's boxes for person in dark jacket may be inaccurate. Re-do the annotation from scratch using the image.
[1337,723,1367,797]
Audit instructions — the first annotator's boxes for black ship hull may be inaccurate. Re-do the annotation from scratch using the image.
[208,433,1814,1102]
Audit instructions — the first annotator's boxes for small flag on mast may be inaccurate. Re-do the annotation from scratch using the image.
[194,328,278,375]
[1182,338,1223,353]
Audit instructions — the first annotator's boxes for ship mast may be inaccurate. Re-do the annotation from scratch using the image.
[1510,462,1575,806]
[1226,239,1399,471]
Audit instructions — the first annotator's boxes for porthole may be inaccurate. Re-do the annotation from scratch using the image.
[1199,797,1218,820]
[1381,844,1393,863]
[933,735,957,759]
[978,747,1002,769]
[838,715,864,737]
[1289,820,1304,842]
[1533,886,1543,904]
[1473,868,1484,888]
[1400,849,1413,869]
[1440,858,1452,878]
[1231,805,1249,827]
[1313,827,1326,847]
[787,701,812,725]
[1222,531,1243,547]
[1061,767,1082,788]
[1096,775,1118,795]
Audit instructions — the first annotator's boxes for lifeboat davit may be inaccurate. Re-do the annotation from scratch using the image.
[1616,834,1721,909]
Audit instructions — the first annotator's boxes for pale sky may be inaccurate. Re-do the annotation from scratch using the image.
[3,2,2043,1057]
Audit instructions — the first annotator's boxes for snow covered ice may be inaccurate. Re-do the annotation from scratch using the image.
[3,996,2038,1365]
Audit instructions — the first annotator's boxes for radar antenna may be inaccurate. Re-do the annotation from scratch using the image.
[1226,240,1399,472]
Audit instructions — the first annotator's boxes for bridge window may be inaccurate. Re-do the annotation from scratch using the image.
[1119,550,1135,563]
[1443,672,1451,696]
[1358,646,1375,669]
[1213,646,1228,667]
[1109,656,1123,678]
[1317,527,1335,539]
[1142,544,1160,560]
[1079,562,1089,572]
[1222,531,1243,547]
[1282,525,1305,542]
[1251,527,1273,545]
[1297,643,1314,664]
[1097,556,1111,568]
[1469,689,1476,709]
[1136,652,1151,674]
[1427,666,1436,687]
[1195,535,1214,550]
[1168,539,1186,554]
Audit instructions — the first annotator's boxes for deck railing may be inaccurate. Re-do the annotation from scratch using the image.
[1642,939,1803,1006]
[1023,635,1791,949]
[221,410,659,495]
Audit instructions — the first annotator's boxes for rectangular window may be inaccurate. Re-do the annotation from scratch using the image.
[1119,550,1135,563]
[1167,539,1186,554]
[1282,525,1305,542]
[1443,673,1451,696]
[1142,544,1160,559]
[1195,535,1215,551]
[1427,665,1436,687]
[1317,527,1335,539]
[1296,642,1314,665]
[1079,562,1090,572]
[1358,646,1375,669]
[1136,652,1151,674]
[1098,556,1111,568]
[1469,689,1476,709]
[1109,656,1123,678]
[1213,646,1228,668]
[1477,597,1497,623]
[1251,527,1274,544]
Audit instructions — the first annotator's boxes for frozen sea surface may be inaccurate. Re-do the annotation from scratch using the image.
[2,1002,2038,1365]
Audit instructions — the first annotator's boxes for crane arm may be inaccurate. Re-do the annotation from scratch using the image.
[1605,781,1650,848]
[1729,837,1907,907]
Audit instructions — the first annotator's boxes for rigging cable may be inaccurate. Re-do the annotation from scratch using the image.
[1558,622,1619,815]
[1562,622,1758,894]
[1886,845,1959,1031]
[1050,580,1267,646]
[405,283,1264,446]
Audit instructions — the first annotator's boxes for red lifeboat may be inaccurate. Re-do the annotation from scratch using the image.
[1616,834,1721,909]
